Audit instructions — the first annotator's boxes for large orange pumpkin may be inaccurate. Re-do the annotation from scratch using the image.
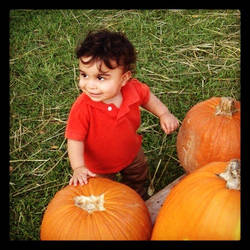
[177,97,240,173]
[151,159,240,240]
[40,177,152,240]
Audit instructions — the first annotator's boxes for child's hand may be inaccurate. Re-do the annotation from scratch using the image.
[69,166,96,186]
[159,112,179,135]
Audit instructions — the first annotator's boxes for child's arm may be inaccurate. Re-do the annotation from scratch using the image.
[142,91,179,134]
[67,139,96,186]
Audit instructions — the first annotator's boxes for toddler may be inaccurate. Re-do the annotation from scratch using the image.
[65,30,179,200]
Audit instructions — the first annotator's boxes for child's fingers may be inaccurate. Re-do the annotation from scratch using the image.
[80,174,88,185]
[162,122,178,135]
[78,176,84,185]
[73,177,79,186]
[69,170,95,186]
[162,125,170,135]
[88,170,96,177]
[69,177,73,185]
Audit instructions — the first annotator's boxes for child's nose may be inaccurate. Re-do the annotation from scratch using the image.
[86,80,98,90]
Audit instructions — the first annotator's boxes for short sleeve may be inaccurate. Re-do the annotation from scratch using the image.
[65,94,89,141]
[133,79,150,106]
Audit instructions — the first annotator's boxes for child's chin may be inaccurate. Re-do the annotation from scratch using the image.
[90,97,102,102]
[88,95,103,102]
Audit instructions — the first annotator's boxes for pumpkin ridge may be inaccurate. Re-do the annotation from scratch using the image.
[107,200,151,240]
[208,116,225,161]
[104,209,132,239]
[97,211,120,240]
[182,189,217,240]
[90,212,103,239]
[202,188,239,239]
[65,209,84,240]
[196,115,214,167]
[41,197,83,240]
[193,188,228,239]
[74,209,87,240]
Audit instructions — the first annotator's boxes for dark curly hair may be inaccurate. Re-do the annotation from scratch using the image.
[75,30,136,73]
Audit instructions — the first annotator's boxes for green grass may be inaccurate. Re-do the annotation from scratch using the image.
[9,9,240,240]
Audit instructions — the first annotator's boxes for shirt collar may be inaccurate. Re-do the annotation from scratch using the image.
[82,78,140,119]
[118,79,140,119]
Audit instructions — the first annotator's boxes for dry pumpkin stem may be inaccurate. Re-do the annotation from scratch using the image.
[218,159,240,190]
[74,194,105,214]
[215,97,238,116]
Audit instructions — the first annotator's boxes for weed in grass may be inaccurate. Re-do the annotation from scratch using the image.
[9,9,240,240]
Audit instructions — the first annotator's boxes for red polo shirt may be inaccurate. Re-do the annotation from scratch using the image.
[65,78,150,174]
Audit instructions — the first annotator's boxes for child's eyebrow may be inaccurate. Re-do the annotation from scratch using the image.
[98,72,110,76]
[78,69,110,76]
[79,69,87,75]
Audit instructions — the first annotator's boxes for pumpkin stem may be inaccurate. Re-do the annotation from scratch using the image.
[74,194,105,213]
[218,159,240,190]
[215,97,237,116]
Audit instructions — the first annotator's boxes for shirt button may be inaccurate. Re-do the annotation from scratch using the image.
[107,106,112,111]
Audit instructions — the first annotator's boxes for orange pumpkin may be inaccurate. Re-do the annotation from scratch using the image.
[40,177,152,240]
[177,97,240,173]
[151,159,240,240]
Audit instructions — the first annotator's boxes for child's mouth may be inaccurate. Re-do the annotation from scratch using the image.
[87,92,102,98]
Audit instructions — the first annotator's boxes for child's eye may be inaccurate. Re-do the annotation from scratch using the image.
[97,76,105,81]
[80,73,88,78]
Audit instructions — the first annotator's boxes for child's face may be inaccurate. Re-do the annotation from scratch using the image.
[78,57,131,103]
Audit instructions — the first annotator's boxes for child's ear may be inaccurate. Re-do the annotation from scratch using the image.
[121,71,131,86]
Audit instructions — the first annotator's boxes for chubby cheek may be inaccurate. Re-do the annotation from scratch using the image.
[78,79,86,91]
[102,83,121,96]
